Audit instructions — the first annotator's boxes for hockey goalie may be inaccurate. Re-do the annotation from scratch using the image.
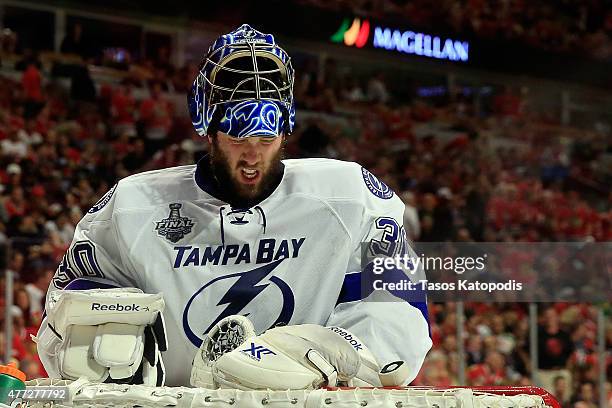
[34,24,432,390]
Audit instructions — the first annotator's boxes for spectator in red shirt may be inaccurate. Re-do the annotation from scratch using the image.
[111,80,137,137]
[21,63,44,119]
[139,81,174,156]
[112,132,132,158]
[467,350,509,386]
[14,288,36,327]
[4,186,27,219]
[0,301,28,362]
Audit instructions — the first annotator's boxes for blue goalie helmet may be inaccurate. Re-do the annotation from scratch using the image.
[188,24,295,138]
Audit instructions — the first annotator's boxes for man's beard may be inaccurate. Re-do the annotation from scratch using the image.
[209,141,284,208]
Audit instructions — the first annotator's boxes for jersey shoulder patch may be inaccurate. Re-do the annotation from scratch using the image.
[88,183,118,214]
[361,167,393,199]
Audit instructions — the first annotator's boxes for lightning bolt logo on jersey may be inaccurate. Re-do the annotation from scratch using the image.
[183,259,295,347]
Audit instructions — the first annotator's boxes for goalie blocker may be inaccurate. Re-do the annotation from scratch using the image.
[34,288,167,386]
[191,315,411,390]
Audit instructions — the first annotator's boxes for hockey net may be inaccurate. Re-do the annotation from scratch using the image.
[20,378,560,408]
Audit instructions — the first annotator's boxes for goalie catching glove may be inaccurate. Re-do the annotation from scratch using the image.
[191,315,410,390]
[34,288,167,386]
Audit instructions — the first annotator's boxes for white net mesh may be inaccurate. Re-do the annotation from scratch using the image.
[19,379,558,408]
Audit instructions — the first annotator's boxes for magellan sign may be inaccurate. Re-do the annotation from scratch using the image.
[331,18,469,62]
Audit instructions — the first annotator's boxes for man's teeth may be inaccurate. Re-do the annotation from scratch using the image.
[241,168,258,179]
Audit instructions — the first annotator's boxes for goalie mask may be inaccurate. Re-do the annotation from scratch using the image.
[188,24,295,138]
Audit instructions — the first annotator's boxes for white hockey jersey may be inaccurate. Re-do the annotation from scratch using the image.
[38,158,431,386]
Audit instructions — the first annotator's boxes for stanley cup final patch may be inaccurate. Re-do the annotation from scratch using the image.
[156,203,195,243]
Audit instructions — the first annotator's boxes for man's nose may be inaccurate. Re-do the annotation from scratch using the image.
[241,140,259,163]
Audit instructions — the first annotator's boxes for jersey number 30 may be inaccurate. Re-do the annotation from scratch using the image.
[369,217,407,258]
[53,241,104,289]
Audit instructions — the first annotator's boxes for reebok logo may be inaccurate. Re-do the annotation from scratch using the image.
[328,327,363,351]
[91,303,140,312]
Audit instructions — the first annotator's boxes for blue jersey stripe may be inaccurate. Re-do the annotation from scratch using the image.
[42,278,121,320]
[64,278,120,290]
[336,265,430,336]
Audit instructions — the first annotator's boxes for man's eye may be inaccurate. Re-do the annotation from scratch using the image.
[260,138,276,144]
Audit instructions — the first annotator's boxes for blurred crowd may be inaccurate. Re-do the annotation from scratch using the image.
[0,27,610,408]
[298,0,612,60]
[418,302,611,408]
[292,58,610,243]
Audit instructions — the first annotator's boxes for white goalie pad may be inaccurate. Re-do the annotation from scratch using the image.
[191,316,332,390]
[93,323,146,378]
[60,325,108,381]
[35,288,166,385]
[45,288,165,337]
[191,315,410,391]
[191,315,256,388]
[213,335,328,390]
